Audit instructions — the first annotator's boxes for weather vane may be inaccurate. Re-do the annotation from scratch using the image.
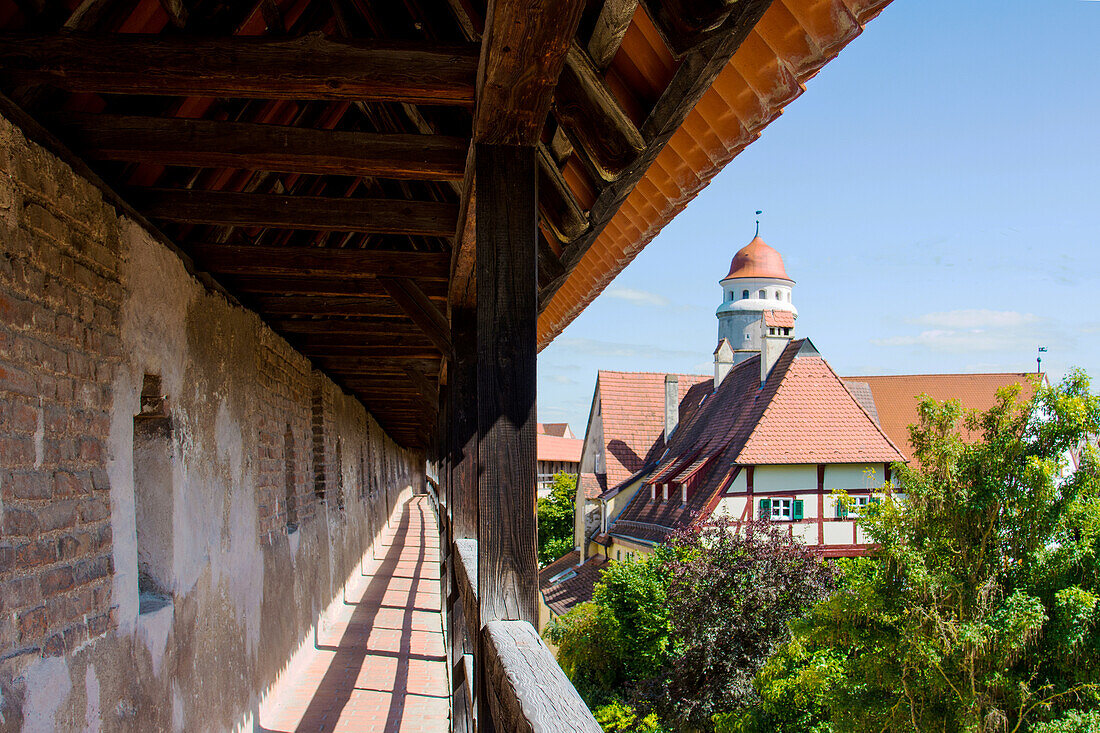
[1037,345,1047,375]
[755,210,762,237]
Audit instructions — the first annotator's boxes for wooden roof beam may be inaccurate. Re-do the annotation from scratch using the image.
[474,0,586,145]
[187,244,450,280]
[140,190,458,237]
[378,277,453,357]
[554,44,645,182]
[0,34,479,106]
[450,0,586,307]
[224,275,447,299]
[541,0,774,309]
[61,115,468,181]
[587,0,639,70]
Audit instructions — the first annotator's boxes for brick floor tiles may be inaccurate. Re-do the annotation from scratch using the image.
[260,497,449,733]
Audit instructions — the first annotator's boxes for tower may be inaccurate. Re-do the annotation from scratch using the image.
[715,234,796,372]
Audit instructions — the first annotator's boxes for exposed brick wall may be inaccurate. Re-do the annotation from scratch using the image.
[0,112,427,730]
[0,119,120,660]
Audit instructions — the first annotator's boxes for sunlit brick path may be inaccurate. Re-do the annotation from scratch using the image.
[260,497,448,733]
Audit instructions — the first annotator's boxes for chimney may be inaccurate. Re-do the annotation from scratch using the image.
[760,311,794,384]
[664,374,679,441]
[714,339,734,388]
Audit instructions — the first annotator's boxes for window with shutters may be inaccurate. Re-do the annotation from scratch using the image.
[759,497,803,521]
[837,495,878,518]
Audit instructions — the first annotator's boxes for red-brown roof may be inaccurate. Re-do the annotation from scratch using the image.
[579,472,607,501]
[538,423,575,438]
[763,310,795,328]
[722,236,793,282]
[843,373,1038,460]
[539,551,609,617]
[610,340,903,544]
[537,434,583,464]
[738,356,905,464]
[596,371,712,491]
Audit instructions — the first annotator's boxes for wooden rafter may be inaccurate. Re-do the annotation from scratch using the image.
[187,244,450,280]
[378,277,453,357]
[61,115,468,181]
[541,0,775,308]
[0,33,479,106]
[139,190,458,237]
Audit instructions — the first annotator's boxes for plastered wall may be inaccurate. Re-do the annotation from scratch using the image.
[0,113,424,732]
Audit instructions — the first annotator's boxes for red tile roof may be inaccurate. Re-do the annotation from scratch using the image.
[539,551,609,617]
[843,373,1038,460]
[596,370,712,491]
[609,340,903,544]
[538,423,575,438]
[763,310,795,328]
[537,434,583,463]
[579,472,607,501]
[738,356,904,464]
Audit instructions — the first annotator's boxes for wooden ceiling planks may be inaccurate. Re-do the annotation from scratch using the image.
[0,0,872,447]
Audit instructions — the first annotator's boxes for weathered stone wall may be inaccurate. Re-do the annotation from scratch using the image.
[0,112,424,731]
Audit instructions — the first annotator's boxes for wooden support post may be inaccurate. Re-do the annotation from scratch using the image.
[450,306,479,732]
[476,143,538,626]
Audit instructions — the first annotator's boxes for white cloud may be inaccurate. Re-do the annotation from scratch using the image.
[554,337,699,360]
[909,309,1039,329]
[603,287,671,308]
[873,309,1051,354]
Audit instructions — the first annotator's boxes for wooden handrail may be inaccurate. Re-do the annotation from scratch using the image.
[449,538,600,732]
[483,620,602,732]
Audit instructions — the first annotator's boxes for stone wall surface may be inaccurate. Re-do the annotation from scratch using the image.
[0,112,425,732]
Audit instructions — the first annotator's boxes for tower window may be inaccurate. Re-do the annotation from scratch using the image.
[774,291,780,299]
[758,289,766,299]
[741,290,749,299]
[769,327,776,335]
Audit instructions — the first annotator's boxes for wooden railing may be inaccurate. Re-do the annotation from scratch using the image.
[447,535,601,732]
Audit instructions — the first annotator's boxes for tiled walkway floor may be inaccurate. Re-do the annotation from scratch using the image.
[261,497,449,733]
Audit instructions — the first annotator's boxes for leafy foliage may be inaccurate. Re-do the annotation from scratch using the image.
[642,517,838,730]
[537,471,578,566]
[790,372,1100,732]
[544,550,674,705]
[593,698,670,733]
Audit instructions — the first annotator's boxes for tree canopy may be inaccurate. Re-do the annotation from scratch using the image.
[537,471,578,566]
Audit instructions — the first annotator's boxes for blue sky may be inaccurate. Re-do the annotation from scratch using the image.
[537,0,1100,433]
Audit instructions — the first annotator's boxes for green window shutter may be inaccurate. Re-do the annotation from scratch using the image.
[793,500,804,521]
[836,500,847,519]
[759,498,771,518]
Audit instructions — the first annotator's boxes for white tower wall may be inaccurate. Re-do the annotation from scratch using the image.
[716,276,796,363]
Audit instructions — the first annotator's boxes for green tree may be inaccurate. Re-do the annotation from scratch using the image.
[537,471,578,565]
[800,372,1100,732]
[545,551,674,706]
[643,517,837,731]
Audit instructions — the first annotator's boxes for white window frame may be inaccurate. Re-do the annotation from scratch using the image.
[771,498,794,521]
[847,496,872,517]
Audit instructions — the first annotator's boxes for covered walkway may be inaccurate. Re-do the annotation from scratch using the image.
[261,497,448,733]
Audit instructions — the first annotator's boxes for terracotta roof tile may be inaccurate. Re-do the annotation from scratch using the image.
[537,0,893,348]
[539,551,609,616]
[537,434,583,463]
[763,310,795,328]
[737,356,905,464]
[597,371,711,491]
[610,339,905,543]
[579,472,607,500]
[843,373,1037,460]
